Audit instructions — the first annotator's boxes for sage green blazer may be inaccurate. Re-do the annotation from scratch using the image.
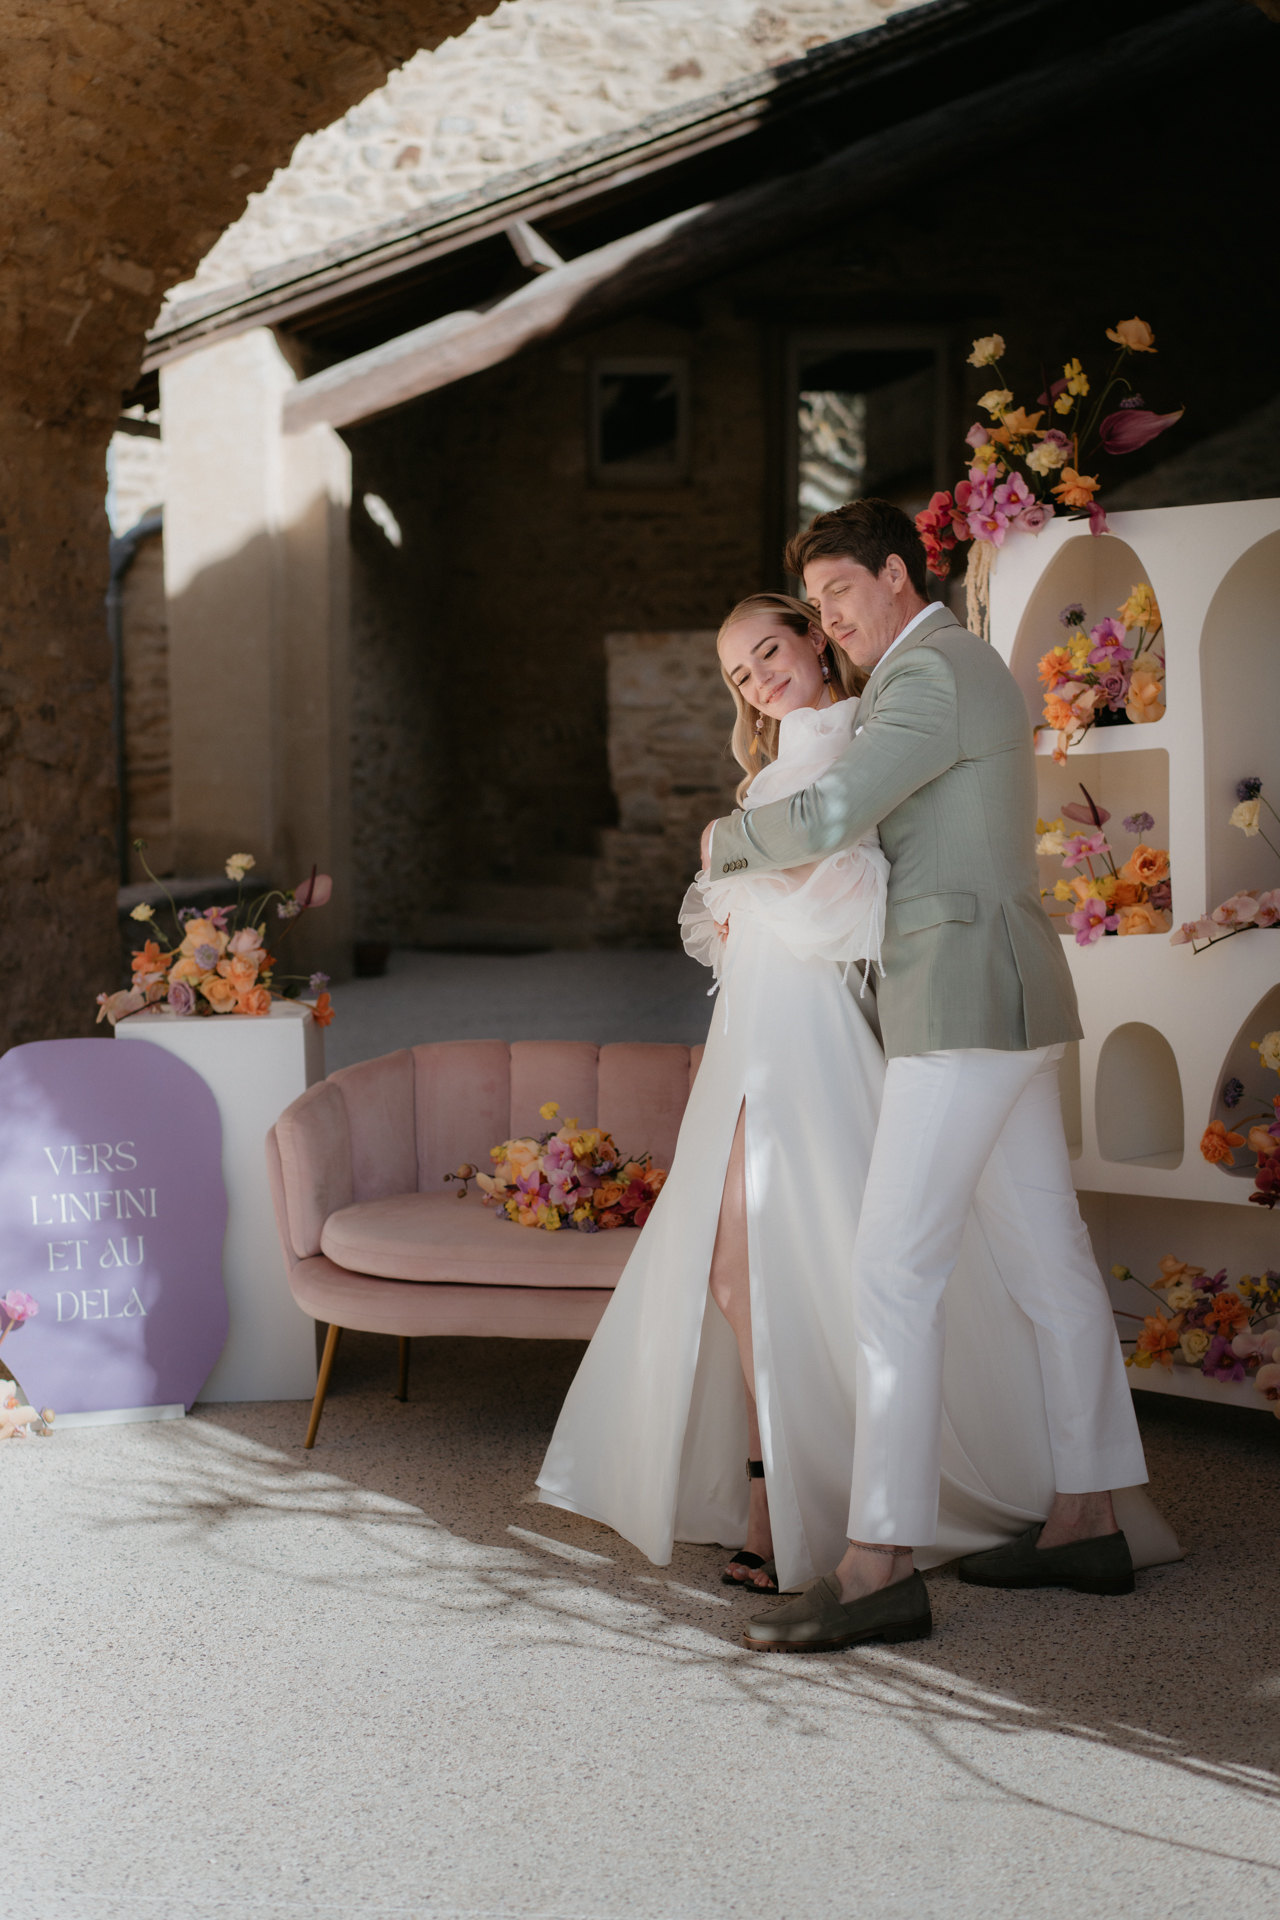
[710,606,1081,1059]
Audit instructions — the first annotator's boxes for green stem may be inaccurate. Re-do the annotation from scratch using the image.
[132,842,184,949]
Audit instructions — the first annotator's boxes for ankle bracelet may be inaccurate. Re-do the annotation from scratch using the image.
[850,1541,913,1556]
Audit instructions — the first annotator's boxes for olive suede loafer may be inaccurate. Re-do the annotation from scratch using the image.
[742,1569,932,1653]
[957,1524,1134,1595]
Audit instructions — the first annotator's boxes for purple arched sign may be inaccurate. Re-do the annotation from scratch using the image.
[0,1039,228,1415]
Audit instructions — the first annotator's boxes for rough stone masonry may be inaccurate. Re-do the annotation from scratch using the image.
[0,0,495,1052]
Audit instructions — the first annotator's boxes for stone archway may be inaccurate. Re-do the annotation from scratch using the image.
[0,0,494,1049]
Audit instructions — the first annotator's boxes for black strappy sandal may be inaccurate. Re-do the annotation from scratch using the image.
[722,1460,779,1592]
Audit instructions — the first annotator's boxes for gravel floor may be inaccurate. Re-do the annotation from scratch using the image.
[8,1334,1280,1920]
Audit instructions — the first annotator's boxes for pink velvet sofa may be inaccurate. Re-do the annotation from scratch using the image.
[266,1038,703,1444]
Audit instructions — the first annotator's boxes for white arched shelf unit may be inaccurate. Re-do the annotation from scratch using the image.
[1200,529,1280,909]
[1094,1022,1184,1170]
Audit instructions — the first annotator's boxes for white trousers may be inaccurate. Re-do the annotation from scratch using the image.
[847,1045,1148,1546]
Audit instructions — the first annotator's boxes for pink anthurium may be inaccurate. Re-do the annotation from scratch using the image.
[1098,407,1184,456]
[295,872,333,909]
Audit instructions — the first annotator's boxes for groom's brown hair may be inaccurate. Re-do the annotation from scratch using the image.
[786,497,930,598]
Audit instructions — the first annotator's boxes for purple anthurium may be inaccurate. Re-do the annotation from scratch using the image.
[1098,406,1184,456]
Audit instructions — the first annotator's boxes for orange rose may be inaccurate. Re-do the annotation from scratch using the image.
[1051,468,1101,509]
[1110,880,1145,908]
[219,954,260,990]
[1116,902,1171,936]
[1135,1309,1184,1369]
[199,975,239,1014]
[1200,1120,1245,1166]
[1106,316,1156,353]
[179,917,229,959]
[1207,1292,1248,1335]
[1044,695,1079,732]
[1125,669,1165,725]
[1038,648,1075,689]
[235,985,272,1017]
[595,1181,625,1208]
[1119,844,1170,887]
[168,954,204,985]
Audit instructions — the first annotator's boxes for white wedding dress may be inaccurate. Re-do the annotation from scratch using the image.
[536,697,1179,1589]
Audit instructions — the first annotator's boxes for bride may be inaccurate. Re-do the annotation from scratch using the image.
[536,592,1177,1600]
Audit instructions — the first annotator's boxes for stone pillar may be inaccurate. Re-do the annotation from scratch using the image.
[161,330,353,981]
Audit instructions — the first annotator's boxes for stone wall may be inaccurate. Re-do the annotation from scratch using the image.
[592,630,742,946]
[0,0,495,1048]
[120,531,173,881]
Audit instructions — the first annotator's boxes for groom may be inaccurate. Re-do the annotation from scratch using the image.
[701,499,1148,1652]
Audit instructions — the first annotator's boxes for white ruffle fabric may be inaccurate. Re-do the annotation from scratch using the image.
[678,701,887,987]
[536,694,1180,1587]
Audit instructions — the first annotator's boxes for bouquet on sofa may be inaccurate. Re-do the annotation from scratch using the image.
[474,1101,667,1232]
[1113,1255,1280,1408]
[98,845,335,1027]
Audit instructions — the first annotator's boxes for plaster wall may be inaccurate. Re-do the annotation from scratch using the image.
[161,330,354,980]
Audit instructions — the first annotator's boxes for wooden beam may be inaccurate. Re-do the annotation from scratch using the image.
[282,0,1243,434]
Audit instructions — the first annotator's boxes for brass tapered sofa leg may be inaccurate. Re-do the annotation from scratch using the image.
[305,1323,343,1448]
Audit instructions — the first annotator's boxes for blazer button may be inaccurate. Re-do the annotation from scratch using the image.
[722,862,730,873]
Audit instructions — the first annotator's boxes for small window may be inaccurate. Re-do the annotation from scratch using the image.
[789,331,947,533]
[590,357,689,486]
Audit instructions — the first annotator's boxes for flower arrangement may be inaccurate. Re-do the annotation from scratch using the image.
[1113,1256,1280,1410]
[1037,784,1171,944]
[469,1100,667,1232]
[1199,1028,1280,1208]
[98,846,336,1027]
[0,1292,53,1439]
[915,319,1183,579]
[1036,588,1165,763]
[1171,779,1280,950]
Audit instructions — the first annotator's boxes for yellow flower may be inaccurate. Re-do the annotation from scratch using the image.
[1231,799,1261,837]
[1053,881,1076,903]
[1036,824,1066,858]
[225,852,256,881]
[1254,1031,1280,1074]
[129,902,156,922]
[1179,1328,1211,1367]
[538,1203,562,1232]
[968,335,1006,367]
[1053,393,1074,415]
[1118,583,1160,631]
[1106,317,1156,353]
[978,388,1013,416]
[539,1101,560,1122]
[970,441,1002,469]
[1063,358,1090,396]
[1026,439,1068,474]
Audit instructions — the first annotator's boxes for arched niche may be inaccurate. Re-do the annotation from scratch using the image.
[1095,1022,1184,1169]
[1008,533,1162,731]
[1035,748,1171,934]
[1200,530,1280,906]
[1208,981,1280,1183]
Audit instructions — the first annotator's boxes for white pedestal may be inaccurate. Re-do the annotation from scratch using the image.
[118,1003,324,1401]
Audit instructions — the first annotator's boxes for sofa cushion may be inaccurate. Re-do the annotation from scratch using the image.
[413,1039,512,1196]
[320,1190,639,1288]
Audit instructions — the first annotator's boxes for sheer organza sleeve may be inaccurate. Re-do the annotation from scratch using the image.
[701,835,889,978]
[678,876,727,980]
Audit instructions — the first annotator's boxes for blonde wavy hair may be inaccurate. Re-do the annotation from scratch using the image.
[718,592,864,805]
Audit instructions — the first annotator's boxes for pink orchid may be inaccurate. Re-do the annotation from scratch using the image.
[1062,832,1110,866]
[0,1291,38,1328]
[1254,890,1280,927]
[1068,896,1119,945]
[1232,1332,1280,1362]
[994,472,1032,518]
[1170,916,1216,945]
[1098,407,1184,456]
[1213,892,1261,927]
[964,422,990,448]
[1088,618,1132,665]
[969,503,1010,545]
